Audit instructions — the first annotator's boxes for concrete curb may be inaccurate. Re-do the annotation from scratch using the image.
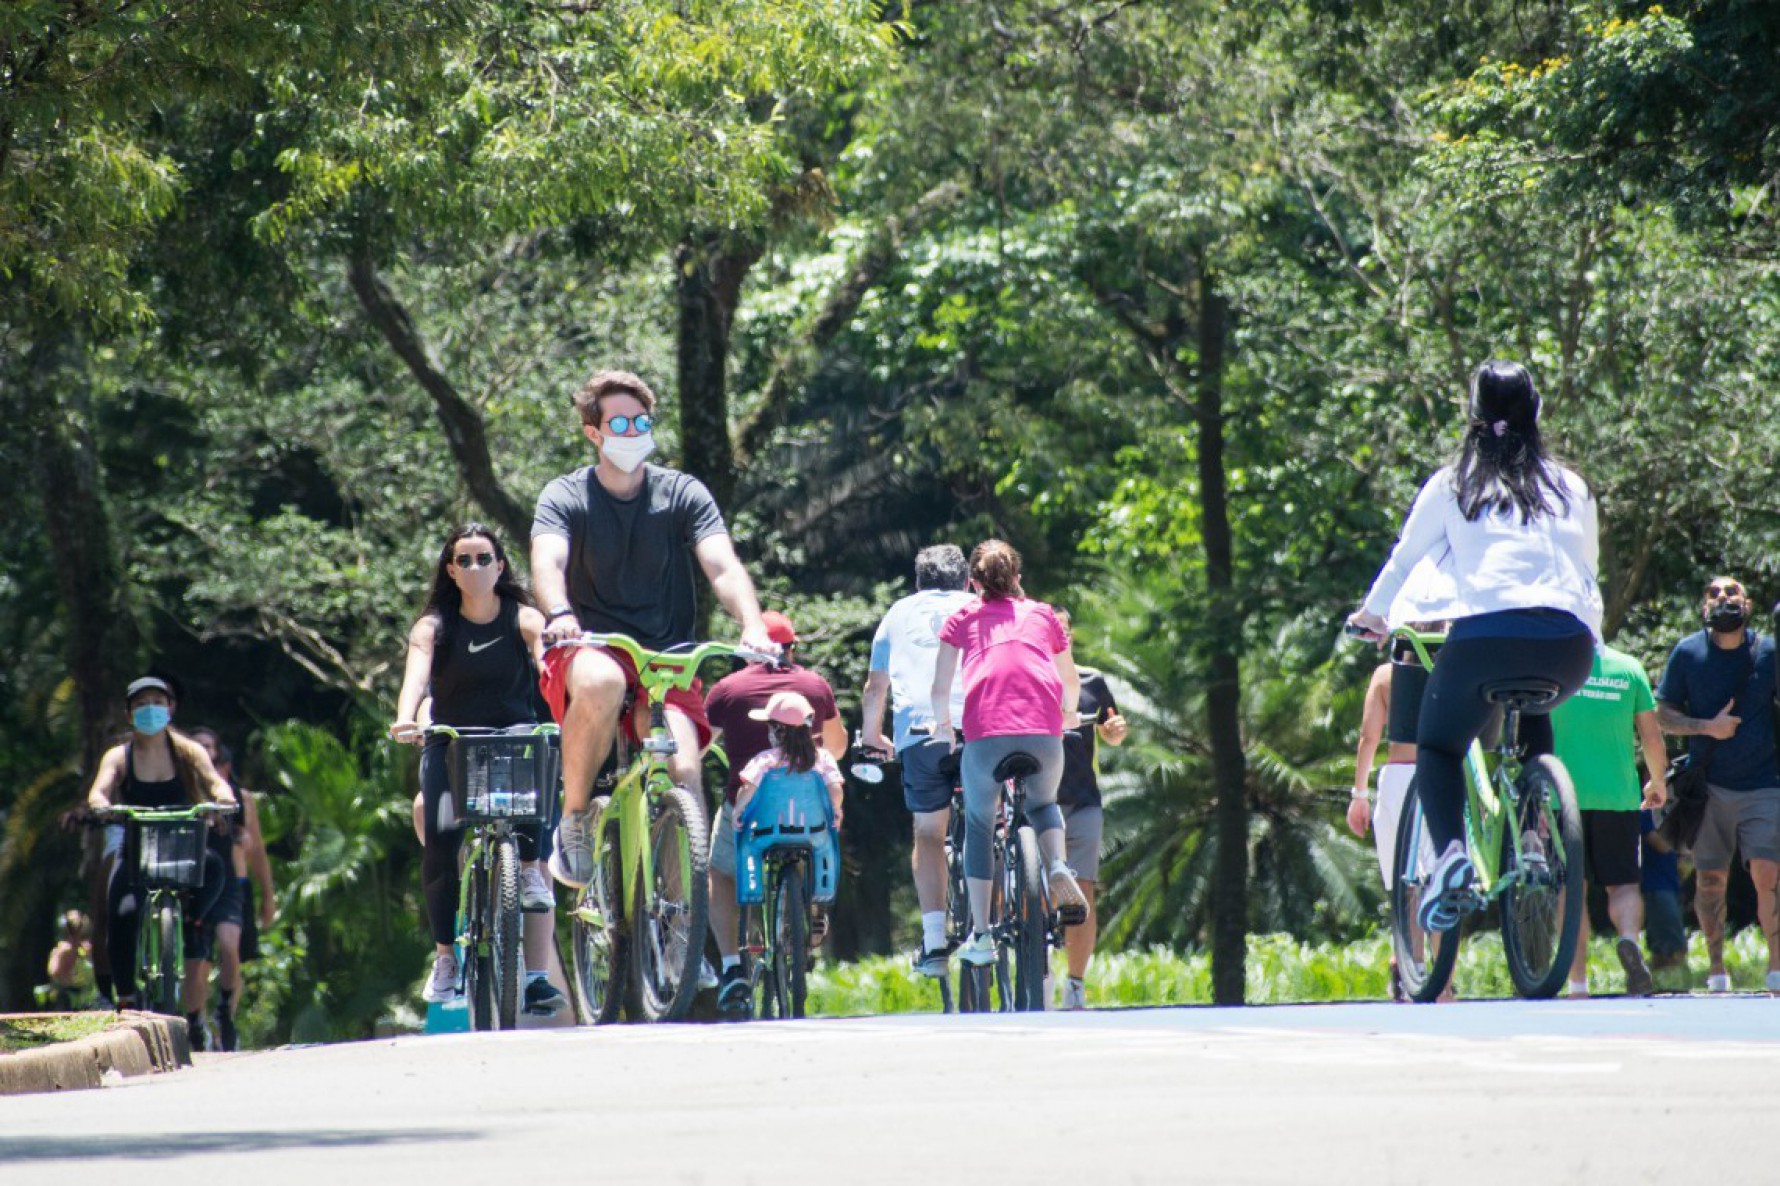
[0,1012,190,1096]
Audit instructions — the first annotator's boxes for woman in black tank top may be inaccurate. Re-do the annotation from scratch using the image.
[390,524,564,1015]
[84,675,234,1009]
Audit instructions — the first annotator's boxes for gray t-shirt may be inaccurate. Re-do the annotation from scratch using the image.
[532,464,727,650]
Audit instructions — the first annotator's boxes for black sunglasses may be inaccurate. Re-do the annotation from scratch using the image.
[604,413,653,435]
[453,552,497,570]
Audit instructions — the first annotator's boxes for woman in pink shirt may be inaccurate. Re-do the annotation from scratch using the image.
[932,540,1086,969]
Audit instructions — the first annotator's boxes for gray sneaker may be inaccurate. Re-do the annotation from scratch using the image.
[423,951,461,1004]
[1616,937,1654,997]
[519,864,555,912]
[548,808,594,889]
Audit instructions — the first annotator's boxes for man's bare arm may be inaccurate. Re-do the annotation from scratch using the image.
[693,533,770,648]
[1657,699,1740,740]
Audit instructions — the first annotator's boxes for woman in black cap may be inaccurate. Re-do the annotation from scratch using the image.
[1348,360,1601,935]
[84,674,236,1013]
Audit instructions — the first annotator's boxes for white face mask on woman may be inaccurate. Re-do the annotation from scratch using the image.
[600,431,655,474]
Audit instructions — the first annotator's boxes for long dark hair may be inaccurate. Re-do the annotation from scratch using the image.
[421,523,533,648]
[767,722,818,775]
[1451,360,1573,523]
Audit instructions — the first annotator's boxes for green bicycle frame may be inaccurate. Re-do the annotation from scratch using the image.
[569,636,741,927]
[1391,627,1533,897]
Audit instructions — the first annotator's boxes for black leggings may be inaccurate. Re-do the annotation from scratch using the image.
[107,846,227,1004]
[420,739,543,947]
[1414,629,1595,852]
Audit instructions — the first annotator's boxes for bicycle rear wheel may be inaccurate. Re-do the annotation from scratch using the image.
[773,861,810,1019]
[1390,780,1460,1003]
[571,797,627,1025]
[630,786,710,1022]
[1010,826,1047,1012]
[490,835,523,1030]
[1501,755,1584,999]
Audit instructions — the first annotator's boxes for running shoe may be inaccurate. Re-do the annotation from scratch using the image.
[215,1007,238,1053]
[519,864,555,913]
[913,942,950,978]
[1767,970,1780,993]
[185,1012,209,1053]
[698,959,720,992]
[1415,841,1475,934]
[548,807,594,889]
[957,931,995,966]
[1048,863,1089,925]
[1616,937,1654,997]
[1059,978,1088,1011]
[423,950,462,1003]
[524,976,568,1016]
[1706,972,1732,993]
[717,965,751,1020]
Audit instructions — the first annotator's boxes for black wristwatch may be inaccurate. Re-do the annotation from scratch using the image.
[546,606,576,622]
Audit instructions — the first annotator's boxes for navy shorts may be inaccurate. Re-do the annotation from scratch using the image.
[900,738,959,815]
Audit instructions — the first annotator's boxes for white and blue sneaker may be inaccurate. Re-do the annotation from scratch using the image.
[1416,841,1475,934]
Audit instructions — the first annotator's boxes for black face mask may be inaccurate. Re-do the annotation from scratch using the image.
[1707,602,1749,634]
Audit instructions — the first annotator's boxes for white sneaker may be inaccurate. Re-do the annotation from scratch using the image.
[1706,972,1732,993]
[519,864,554,912]
[1565,979,1589,998]
[1048,863,1089,922]
[957,931,995,966]
[423,951,461,1003]
[698,959,720,991]
[1416,841,1475,933]
[548,808,594,889]
[1766,970,1780,993]
[1060,978,1088,1011]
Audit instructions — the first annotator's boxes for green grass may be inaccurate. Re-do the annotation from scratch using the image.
[803,929,1774,1015]
[0,1013,114,1054]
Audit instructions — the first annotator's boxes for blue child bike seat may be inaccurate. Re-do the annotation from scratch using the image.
[735,766,840,906]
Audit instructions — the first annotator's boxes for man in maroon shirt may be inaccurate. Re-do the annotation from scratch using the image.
[704,610,847,1016]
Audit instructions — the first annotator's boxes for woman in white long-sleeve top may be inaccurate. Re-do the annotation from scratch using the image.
[1347,360,1602,933]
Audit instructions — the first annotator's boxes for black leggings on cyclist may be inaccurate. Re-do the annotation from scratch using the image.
[420,738,543,947]
[107,844,228,1004]
[1414,612,1594,852]
[960,734,1065,880]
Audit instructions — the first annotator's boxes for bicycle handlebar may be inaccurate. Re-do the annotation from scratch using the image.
[544,633,777,688]
[85,801,239,825]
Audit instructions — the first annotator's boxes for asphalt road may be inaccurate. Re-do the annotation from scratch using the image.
[3,996,1776,1185]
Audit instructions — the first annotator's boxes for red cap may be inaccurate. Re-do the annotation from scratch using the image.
[761,610,798,645]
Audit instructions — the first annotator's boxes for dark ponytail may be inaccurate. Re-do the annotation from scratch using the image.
[768,722,818,775]
[969,539,1023,601]
[1452,360,1573,523]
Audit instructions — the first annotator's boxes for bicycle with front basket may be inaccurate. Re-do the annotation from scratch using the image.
[560,633,774,1024]
[89,801,238,1016]
[1371,625,1584,1002]
[412,724,560,1031]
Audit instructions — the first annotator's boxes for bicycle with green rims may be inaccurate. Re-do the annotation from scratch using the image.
[1382,626,1584,1002]
[559,633,773,1024]
[89,801,238,1016]
[416,724,560,1032]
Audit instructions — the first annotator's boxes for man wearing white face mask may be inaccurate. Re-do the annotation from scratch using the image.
[533,370,778,888]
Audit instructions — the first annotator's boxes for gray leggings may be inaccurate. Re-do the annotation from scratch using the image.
[962,734,1063,879]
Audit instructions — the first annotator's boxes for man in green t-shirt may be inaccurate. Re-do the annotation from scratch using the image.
[1552,644,1670,997]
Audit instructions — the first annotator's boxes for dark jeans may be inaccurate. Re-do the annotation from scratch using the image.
[1415,627,1595,851]
[420,738,544,947]
[107,847,228,1004]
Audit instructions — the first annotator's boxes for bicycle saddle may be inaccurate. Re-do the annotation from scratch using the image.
[1479,678,1562,709]
[992,752,1042,783]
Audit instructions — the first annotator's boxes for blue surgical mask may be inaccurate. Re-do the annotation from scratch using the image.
[132,705,171,735]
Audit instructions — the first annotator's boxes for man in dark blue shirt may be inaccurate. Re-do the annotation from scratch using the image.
[1654,575,1780,992]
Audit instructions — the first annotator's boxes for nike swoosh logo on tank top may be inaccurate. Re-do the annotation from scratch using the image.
[468,638,500,654]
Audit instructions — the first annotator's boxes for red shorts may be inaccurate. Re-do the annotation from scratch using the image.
[540,645,711,750]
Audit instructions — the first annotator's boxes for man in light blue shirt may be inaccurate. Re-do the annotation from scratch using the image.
[861,545,972,975]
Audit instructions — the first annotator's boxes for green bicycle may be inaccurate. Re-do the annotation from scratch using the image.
[90,801,237,1016]
[417,724,560,1031]
[1384,626,1584,1002]
[561,634,770,1024]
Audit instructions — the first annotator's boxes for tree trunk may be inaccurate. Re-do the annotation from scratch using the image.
[1195,267,1248,1006]
[346,253,532,544]
[674,236,761,510]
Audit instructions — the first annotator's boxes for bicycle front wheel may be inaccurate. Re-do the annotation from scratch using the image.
[1390,779,1460,1003]
[146,899,183,1016]
[1501,755,1584,999]
[773,861,809,1020]
[630,786,710,1022]
[490,835,523,1030]
[570,797,626,1025]
[466,857,494,1031]
[1010,826,1047,1012]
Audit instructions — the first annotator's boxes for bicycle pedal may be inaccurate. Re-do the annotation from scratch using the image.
[1054,904,1088,927]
